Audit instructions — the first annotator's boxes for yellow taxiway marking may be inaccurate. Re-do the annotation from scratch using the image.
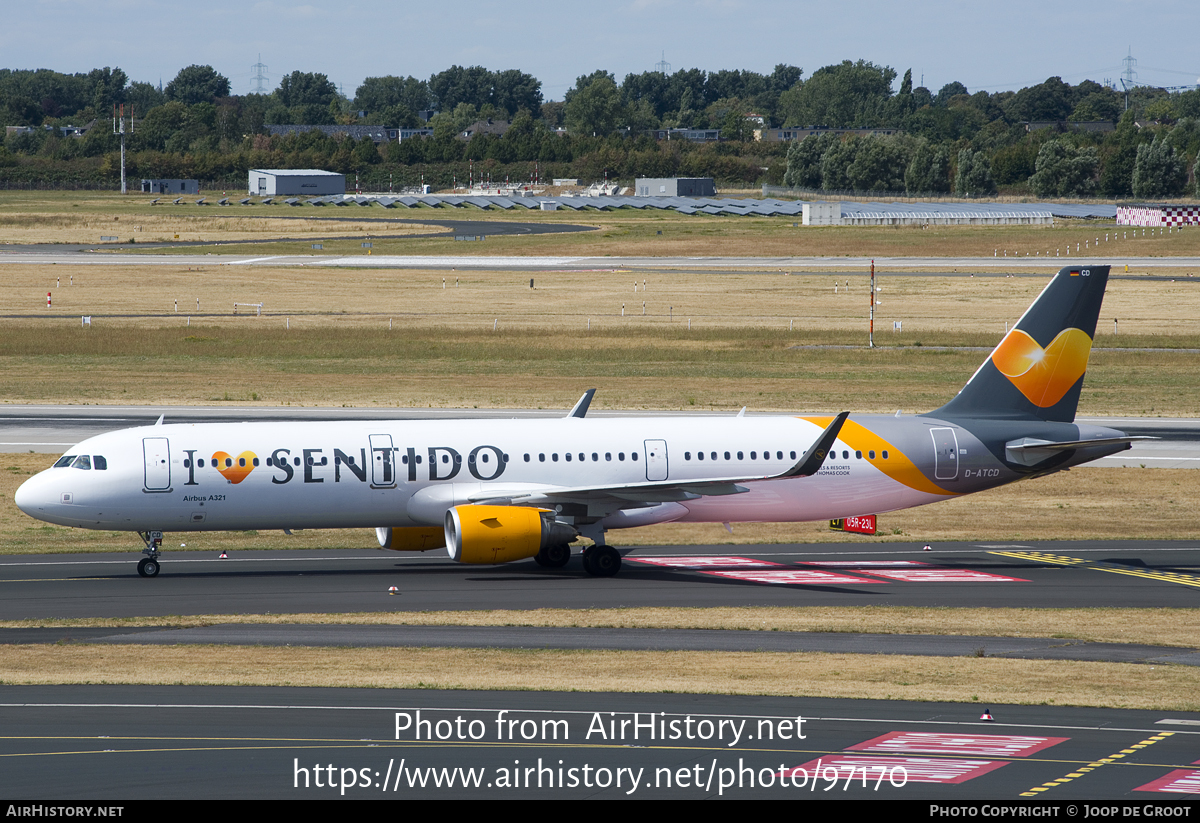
[990,551,1200,589]
[1019,732,1174,797]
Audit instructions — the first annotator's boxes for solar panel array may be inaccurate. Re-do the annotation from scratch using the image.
[225,194,1118,220]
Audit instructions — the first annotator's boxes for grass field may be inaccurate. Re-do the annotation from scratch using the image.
[4,190,1200,259]
[2,644,1196,709]
[0,263,1197,412]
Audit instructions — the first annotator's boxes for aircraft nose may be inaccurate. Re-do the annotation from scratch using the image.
[14,472,54,517]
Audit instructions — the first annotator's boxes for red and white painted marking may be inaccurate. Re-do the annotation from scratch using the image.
[705,569,883,585]
[802,561,930,568]
[785,755,1006,785]
[1136,769,1200,794]
[629,556,782,569]
[847,732,1067,758]
[853,569,1030,583]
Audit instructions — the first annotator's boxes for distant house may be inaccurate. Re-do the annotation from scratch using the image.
[248,169,345,196]
[649,128,721,142]
[141,178,199,195]
[1023,121,1115,134]
[265,124,400,143]
[756,126,899,142]
[459,119,510,140]
[6,123,90,138]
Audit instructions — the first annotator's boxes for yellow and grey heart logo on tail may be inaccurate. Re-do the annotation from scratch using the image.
[991,328,1092,407]
[211,451,257,484]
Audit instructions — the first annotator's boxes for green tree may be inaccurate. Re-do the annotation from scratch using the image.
[355,75,431,116]
[954,148,997,196]
[782,132,832,188]
[276,71,338,109]
[820,135,860,190]
[164,65,230,106]
[565,74,624,136]
[905,141,951,193]
[1028,139,1098,197]
[846,135,911,191]
[1131,136,1187,198]
[429,65,493,112]
[778,60,896,128]
[491,69,542,118]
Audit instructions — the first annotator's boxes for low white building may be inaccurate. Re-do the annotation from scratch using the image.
[248,169,345,197]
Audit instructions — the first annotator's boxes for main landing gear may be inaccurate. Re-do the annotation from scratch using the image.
[574,522,621,577]
[533,542,572,568]
[137,530,163,577]
[582,545,621,577]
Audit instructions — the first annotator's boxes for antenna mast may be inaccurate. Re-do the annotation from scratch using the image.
[112,104,131,194]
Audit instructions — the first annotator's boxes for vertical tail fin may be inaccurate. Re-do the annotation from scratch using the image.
[933,265,1110,422]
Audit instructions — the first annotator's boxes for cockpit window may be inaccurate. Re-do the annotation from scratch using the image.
[71,455,92,470]
[54,455,76,468]
[93,456,107,470]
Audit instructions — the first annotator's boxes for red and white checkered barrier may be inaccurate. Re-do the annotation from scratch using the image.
[1117,205,1200,226]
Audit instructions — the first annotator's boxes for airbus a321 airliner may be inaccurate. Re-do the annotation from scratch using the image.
[16,264,1142,578]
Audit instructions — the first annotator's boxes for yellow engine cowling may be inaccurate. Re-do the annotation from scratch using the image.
[376,526,446,552]
[445,505,577,565]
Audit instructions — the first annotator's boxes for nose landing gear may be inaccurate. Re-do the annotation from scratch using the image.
[137,530,163,577]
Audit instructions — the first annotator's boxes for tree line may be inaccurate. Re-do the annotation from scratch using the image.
[1,61,1198,195]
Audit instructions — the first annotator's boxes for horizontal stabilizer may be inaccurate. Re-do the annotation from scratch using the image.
[1004,435,1153,467]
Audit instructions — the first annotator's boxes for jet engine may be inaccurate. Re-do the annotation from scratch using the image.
[375,526,446,551]
[444,505,577,565]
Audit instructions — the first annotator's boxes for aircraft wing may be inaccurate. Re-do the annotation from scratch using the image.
[468,412,850,506]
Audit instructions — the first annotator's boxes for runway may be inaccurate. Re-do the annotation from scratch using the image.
[2,685,1198,799]
[2,541,1199,618]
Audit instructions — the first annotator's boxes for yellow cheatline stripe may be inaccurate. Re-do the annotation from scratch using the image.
[1019,732,1174,797]
[991,551,1200,589]
[799,417,956,497]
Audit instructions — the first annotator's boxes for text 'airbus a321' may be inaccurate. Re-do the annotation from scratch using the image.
[16,264,1143,578]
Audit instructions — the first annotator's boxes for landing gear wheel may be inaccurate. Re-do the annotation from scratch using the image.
[535,543,572,568]
[583,545,621,577]
[137,557,160,578]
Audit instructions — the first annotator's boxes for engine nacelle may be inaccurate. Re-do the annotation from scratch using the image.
[445,505,577,565]
[375,526,446,551]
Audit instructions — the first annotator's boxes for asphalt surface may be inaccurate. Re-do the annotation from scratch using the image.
[5,624,1196,666]
[2,541,1199,618]
[3,685,1198,799]
[0,216,597,254]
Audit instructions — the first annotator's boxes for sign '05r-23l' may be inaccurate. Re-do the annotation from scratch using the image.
[16,265,1145,578]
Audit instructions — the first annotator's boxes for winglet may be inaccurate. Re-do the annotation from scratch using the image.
[736,407,747,418]
[781,412,849,478]
[155,414,164,426]
[566,389,596,419]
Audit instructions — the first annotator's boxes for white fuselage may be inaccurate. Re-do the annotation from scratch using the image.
[14,415,956,534]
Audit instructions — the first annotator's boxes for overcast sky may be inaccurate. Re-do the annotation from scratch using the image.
[8,0,1198,100]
